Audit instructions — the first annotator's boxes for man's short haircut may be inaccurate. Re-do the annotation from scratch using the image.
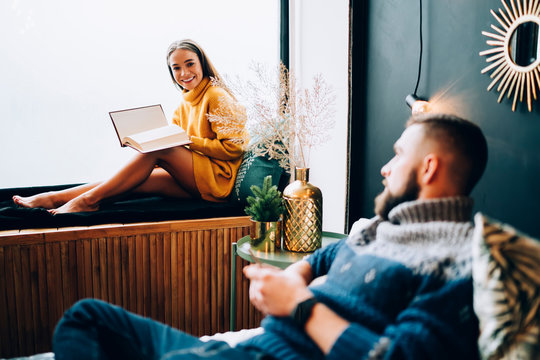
[406,113,488,195]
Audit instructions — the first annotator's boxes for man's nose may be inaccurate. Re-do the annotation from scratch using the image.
[381,162,390,177]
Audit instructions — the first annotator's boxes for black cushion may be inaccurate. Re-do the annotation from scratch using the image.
[0,184,245,231]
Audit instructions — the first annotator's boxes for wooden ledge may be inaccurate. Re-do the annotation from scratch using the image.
[0,216,251,245]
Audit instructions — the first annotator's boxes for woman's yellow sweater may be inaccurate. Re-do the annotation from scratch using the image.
[172,77,247,202]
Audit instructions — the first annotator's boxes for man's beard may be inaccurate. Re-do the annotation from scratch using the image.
[374,169,420,221]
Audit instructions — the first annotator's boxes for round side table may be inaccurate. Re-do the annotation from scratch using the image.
[237,231,346,268]
[229,231,346,330]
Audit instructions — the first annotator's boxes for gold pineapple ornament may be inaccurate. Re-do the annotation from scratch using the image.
[283,168,322,252]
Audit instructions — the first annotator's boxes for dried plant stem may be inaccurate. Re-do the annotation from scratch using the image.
[211,63,336,174]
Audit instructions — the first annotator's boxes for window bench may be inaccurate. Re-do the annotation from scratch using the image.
[0,186,263,357]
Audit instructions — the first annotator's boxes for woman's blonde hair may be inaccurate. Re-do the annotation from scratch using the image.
[166,39,232,96]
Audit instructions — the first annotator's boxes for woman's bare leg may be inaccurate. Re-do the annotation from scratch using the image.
[50,146,196,214]
[133,167,193,198]
[13,183,100,209]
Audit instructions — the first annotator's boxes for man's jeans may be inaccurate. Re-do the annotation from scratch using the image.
[53,299,268,360]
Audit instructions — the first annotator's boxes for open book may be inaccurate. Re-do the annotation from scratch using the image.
[109,104,191,153]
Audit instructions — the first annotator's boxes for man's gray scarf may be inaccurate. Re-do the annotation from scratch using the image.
[347,197,475,280]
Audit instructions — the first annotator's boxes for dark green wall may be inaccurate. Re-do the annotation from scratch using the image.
[361,0,540,237]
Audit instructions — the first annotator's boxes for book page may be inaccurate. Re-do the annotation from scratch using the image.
[110,105,168,142]
[122,124,191,153]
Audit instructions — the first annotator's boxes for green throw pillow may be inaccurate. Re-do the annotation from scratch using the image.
[472,213,540,360]
[230,149,288,204]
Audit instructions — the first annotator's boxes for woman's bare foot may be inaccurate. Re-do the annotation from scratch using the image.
[48,195,99,214]
[13,192,65,209]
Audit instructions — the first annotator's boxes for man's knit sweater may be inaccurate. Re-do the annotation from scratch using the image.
[238,197,480,360]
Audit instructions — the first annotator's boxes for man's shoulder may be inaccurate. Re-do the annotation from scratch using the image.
[349,218,373,236]
[347,216,382,246]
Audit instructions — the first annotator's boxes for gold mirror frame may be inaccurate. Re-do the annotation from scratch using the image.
[479,0,540,112]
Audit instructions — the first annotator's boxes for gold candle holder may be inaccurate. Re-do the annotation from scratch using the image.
[250,219,282,252]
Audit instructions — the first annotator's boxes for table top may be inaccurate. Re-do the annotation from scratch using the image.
[236,231,347,269]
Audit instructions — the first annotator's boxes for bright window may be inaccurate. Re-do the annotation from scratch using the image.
[0,0,279,187]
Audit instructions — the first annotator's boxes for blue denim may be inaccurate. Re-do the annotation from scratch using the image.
[53,299,269,360]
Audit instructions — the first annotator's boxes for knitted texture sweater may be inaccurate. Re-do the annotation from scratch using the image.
[239,197,480,360]
[172,77,246,202]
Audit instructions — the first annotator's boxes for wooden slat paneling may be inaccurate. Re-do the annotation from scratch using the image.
[91,239,101,302]
[0,247,11,355]
[121,236,130,311]
[128,235,137,313]
[196,231,204,336]
[155,233,164,323]
[176,232,185,331]
[29,245,41,354]
[45,242,61,341]
[113,237,122,305]
[183,231,192,334]
[35,244,50,353]
[203,230,211,336]
[217,228,225,333]
[0,216,254,357]
[98,238,108,303]
[223,228,230,333]
[190,231,199,335]
[142,233,150,318]
[170,232,178,329]
[210,230,217,333]
[163,232,171,326]
[83,239,93,299]
[19,246,35,353]
[66,241,78,308]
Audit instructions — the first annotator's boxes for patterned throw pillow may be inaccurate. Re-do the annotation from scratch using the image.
[472,213,540,360]
[230,149,288,204]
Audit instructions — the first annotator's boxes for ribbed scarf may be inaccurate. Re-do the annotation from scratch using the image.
[347,197,475,279]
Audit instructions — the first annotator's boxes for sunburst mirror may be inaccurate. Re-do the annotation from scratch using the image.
[479,0,540,112]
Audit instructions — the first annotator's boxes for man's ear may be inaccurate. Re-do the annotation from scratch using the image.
[419,153,439,185]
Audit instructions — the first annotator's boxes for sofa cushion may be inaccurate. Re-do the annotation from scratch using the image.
[472,213,540,360]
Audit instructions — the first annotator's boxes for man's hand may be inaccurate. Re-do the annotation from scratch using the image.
[243,264,313,316]
[244,261,349,354]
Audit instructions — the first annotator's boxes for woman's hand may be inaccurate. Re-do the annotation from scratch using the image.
[243,264,313,316]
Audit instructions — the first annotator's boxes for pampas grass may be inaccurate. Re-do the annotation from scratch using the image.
[210,62,336,173]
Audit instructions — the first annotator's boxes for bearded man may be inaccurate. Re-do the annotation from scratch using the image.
[53,113,488,360]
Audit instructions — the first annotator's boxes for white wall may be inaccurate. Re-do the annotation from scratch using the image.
[0,0,349,233]
[290,0,349,233]
[0,0,279,187]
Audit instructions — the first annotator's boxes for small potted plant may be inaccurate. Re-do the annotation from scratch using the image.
[245,175,285,252]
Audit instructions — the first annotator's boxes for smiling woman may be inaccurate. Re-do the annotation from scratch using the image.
[170,49,205,91]
[0,0,279,189]
[10,38,249,213]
